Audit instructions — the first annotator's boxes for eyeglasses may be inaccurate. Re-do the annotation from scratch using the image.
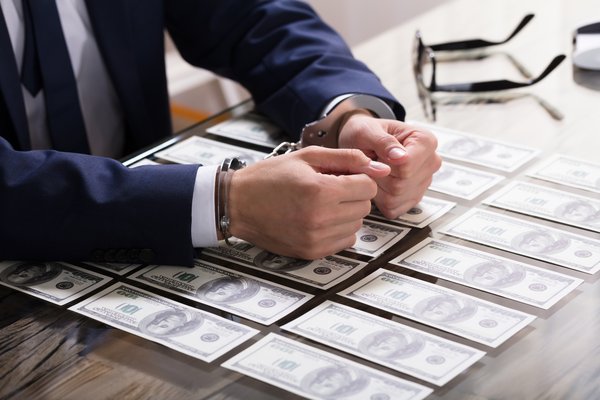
[412,14,566,121]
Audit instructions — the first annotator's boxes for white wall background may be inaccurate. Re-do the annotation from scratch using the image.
[167,0,447,130]
[306,0,447,46]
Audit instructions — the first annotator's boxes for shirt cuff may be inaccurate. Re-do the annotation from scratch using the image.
[191,164,219,248]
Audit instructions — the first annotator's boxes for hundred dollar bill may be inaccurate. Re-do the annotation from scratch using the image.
[527,154,600,194]
[83,262,143,276]
[282,300,485,386]
[222,333,433,400]
[202,238,368,289]
[391,238,583,309]
[438,208,600,274]
[154,135,267,165]
[0,261,111,305]
[408,120,541,172]
[339,268,535,347]
[370,196,456,228]
[69,283,258,362]
[130,261,313,325]
[483,181,600,233]
[347,220,411,258]
[128,158,160,168]
[429,162,505,200]
[206,112,288,148]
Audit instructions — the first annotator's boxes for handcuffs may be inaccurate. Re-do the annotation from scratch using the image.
[218,94,396,244]
[265,93,396,157]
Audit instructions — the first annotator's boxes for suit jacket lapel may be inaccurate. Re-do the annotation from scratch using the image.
[0,6,31,149]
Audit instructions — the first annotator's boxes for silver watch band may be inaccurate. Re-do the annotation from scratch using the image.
[300,94,396,148]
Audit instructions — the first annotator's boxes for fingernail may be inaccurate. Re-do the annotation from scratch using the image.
[388,147,406,159]
[369,160,389,170]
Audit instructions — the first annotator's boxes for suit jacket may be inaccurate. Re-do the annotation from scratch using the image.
[0,0,404,266]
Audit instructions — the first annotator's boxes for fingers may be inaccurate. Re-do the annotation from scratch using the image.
[338,113,409,164]
[300,146,391,178]
[391,126,439,172]
[387,148,442,180]
[227,150,378,260]
[374,173,433,218]
[296,198,372,231]
[290,216,367,260]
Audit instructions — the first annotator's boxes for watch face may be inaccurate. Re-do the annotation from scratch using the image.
[230,157,246,170]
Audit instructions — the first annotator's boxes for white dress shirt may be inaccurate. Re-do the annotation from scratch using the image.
[2,0,219,248]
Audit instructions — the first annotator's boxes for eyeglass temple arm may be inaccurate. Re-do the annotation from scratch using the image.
[430,14,534,51]
[433,54,566,93]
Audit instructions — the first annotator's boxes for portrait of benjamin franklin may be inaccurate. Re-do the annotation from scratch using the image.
[554,200,600,225]
[196,276,260,304]
[414,294,478,324]
[465,261,525,288]
[511,230,570,254]
[0,262,62,286]
[441,137,493,158]
[300,366,368,398]
[358,329,424,360]
[253,250,311,272]
[139,309,203,338]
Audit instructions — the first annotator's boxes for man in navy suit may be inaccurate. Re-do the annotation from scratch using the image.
[0,0,440,266]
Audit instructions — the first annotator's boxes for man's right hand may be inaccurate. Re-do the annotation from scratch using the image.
[227,146,390,260]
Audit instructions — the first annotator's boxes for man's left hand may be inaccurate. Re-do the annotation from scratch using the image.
[338,112,442,219]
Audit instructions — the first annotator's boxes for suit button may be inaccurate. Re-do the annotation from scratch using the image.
[139,249,155,263]
[127,249,140,262]
[104,249,116,262]
[91,249,104,262]
[115,249,128,263]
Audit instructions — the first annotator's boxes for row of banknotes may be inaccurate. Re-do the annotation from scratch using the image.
[0,224,583,393]
[0,260,474,394]
[3,117,600,398]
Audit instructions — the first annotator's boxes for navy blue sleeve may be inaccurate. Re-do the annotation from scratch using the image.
[0,138,199,265]
[165,0,405,139]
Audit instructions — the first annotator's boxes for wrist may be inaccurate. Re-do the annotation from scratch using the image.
[215,158,246,245]
[300,94,396,149]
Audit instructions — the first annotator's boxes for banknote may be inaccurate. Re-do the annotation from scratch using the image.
[127,158,160,168]
[83,262,143,276]
[129,261,313,325]
[206,112,288,148]
[0,261,111,305]
[527,154,600,194]
[408,120,540,172]
[69,283,258,362]
[391,238,583,309]
[483,181,600,233]
[282,300,485,386]
[429,162,505,200]
[438,208,600,274]
[339,268,535,347]
[154,135,267,165]
[222,333,433,400]
[202,238,368,289]
[370,196,456,228]
[347,220,411,258]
